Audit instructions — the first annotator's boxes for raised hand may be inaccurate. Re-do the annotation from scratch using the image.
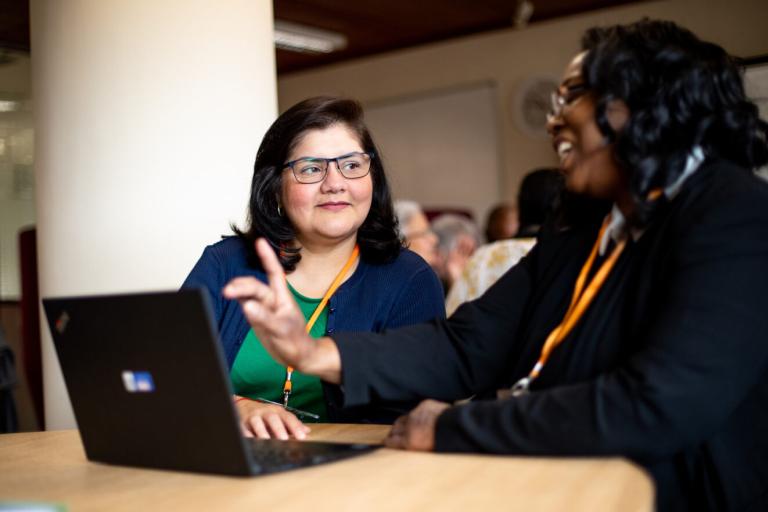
[223,238,342,383]
[223,238,314,368]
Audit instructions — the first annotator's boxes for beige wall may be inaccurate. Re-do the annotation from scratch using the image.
[278,0,768,203]
[0,52,30,94]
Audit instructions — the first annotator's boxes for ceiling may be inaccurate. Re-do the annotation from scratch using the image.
[0,0,646,75]
[273,0,646,74]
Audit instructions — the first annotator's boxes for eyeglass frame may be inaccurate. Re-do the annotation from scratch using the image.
[282,151,375,184]
[547,83,589,122]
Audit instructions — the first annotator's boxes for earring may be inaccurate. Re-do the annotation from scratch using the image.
[277,204,283,216]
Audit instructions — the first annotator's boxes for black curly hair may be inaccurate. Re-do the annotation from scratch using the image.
[580,19,768,226]
[232,96,402,271]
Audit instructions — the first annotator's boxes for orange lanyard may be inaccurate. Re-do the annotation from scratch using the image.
[282,244,360,407]
[510,216,626,396]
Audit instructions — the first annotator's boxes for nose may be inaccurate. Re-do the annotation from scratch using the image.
[546,111,564,137]
[320,160,346,191]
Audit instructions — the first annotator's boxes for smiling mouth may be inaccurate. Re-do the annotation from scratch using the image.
[556,140,573,164]
[318,202,350,209]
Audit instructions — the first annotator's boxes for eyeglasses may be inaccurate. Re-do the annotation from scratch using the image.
[547,83,588,122]
[283,151,374,184]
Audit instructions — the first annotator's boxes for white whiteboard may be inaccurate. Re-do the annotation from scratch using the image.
[363,84,501,223]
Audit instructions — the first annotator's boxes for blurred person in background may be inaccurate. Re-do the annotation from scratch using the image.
[431,214,481,294]
[393,200,439,267]
[446,168,563,314]
[484,203,519,243]
[515,168,564,238]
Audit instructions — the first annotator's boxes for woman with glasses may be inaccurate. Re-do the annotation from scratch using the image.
[223,21,768,510]
[183,97,444,440]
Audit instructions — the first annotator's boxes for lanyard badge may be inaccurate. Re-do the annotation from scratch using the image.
[499,216,626,400]
[282,244,359,408]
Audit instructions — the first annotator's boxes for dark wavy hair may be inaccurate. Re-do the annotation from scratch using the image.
[233,96,402,271]
[580,19,768,226]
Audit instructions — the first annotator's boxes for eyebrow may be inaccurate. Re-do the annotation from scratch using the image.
[291,151,364,161]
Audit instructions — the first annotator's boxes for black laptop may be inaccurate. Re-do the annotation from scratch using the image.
[42,289,377,476]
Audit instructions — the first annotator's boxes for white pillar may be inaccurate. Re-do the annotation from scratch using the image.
[31,1,277,429]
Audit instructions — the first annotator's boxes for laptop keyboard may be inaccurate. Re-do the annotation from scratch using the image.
[247,438,377,474]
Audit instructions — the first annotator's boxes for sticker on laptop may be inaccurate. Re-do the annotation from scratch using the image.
[121,371,156,393]
[55,311,70,334]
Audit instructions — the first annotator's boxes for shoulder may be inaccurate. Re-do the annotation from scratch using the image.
[642,159,768,271]
[361,248,434,277]
[354,248,442,298]
[447,239,536,312]
[465,239,536,282]
[203,236,250,261]
[203,236,248,268]
[391,247,434,269]
[194,236,264,281]
[686,158,767,198]
[674,159,768,226]
[472,239,536,265]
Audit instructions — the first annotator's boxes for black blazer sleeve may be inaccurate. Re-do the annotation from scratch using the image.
[333,243,541,406]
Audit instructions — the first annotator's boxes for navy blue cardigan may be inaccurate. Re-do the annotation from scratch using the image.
[182,236,445,423]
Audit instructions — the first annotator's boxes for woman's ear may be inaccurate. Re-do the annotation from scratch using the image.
[606,99,630,132]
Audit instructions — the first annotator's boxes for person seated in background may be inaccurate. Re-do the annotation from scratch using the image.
[183,97,444,439]
[514,168,563,238]
[393,199,439,266]
[224,20,768,511]
[446,168,563,314]
[430,214,481,293]
[484,203,519,243]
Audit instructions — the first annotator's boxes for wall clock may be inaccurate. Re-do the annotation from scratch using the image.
[512,76,559,138]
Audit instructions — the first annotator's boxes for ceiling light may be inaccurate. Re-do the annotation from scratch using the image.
[513,0,534,29]
[0,100,19,112]
[273,20,348,54]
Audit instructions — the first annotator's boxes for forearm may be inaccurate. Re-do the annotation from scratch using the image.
[334,320,513,408]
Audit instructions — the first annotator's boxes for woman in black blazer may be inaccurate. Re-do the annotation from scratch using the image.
[225,20,768,512]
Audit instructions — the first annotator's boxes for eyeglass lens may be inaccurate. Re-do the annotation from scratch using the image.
[291,152,371,184]
[548,84,586,119]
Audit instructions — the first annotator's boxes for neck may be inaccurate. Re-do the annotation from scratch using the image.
[287,235,359,298]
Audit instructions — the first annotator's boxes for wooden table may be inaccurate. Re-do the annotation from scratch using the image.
[0,425,653,511]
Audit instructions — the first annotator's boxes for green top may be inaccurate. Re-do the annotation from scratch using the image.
[230,283,329,422]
